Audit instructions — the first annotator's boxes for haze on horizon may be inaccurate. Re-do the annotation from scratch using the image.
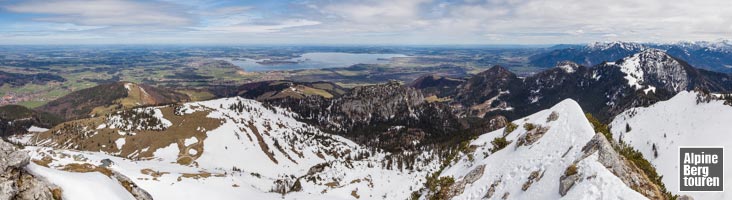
[0,0,730,45]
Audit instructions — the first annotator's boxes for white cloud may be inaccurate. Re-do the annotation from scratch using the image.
[198,19,321,33]
[5,0,191,27]
[2,0,732,44]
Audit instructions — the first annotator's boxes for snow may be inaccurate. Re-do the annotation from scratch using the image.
[106,107,172,131]
[26,163,136,200]
[563,153,647,199]
[23,97,440,200]
[611,91,732,199]
[617,53,644,90]
[184,137,198,146]
[115,138,126,149]
[153,143,179,161]
[438,99,644,200]
[558,63,577,73]
[613,49,689,93]
[27,126,49,133]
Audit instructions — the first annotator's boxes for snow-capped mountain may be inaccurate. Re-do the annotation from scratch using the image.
[455,49,732,121]
[420,99,662,199]
[531,40,732,73]
[609,49,690,93]
[2,93,692,199]
[586,41,647,52]
[15,97,442,200]
[529,41,646,68]
[610,91,732,200]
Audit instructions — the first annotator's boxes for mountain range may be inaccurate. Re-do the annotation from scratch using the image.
[530,41,732,73]
[3,45,732,200]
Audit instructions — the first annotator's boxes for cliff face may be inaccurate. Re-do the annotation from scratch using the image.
[0,140,57,200]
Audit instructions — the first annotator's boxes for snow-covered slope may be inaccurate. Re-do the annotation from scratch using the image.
[425,99,648,199]
[23,97,440,200]
[611,49,689,93]
[611,91,732,199]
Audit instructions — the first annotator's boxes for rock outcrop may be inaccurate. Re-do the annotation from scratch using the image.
[566,133,664,199]
[0,140,57,200]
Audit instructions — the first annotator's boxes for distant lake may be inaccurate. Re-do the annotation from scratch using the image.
[220,52,407,72]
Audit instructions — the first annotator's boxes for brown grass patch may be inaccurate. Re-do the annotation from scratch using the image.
[33,106,223,165]
[32,156,54,167]
[179,171,224,180]
[325,181,339,188]
[59,163,113,177]
[51,188,63,200]
[247,121,278,164]
[140,168,169,178]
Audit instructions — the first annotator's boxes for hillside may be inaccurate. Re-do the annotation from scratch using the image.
[420,99,663,199]
[611,91,732,199]
[410,75,465,101]
[0,105,62,137]
[7,96,682,199]
[37,82,189,120]
[234,80,347,100]
[0,70,65,87]
[20,97,442,199]
[265,81,478,152]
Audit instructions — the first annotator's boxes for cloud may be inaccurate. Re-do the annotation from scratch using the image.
[5,0,191,27]
[1,0,732,44]
[198,19,321,33]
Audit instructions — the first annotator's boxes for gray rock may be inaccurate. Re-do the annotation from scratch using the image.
[446,165,486,198]
[16,173,54,200]
[577,133,663,199]
[6,151,30,170]
[0,139,56,200]
[559,172,581,196]
[0,180,18,200]
[110,170,153,200]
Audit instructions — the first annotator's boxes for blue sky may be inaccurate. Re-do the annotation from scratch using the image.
[0,0,730,45]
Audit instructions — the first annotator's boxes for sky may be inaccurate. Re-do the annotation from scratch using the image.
[0,0,730,45]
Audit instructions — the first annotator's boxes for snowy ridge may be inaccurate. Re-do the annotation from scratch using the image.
[429,99,645,199]
[611,91,732,199]
[586,41,646,51]
[23,97,441,200]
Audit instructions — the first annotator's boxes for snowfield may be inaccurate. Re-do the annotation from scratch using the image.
[611,91,732,199]
[26,162,136,200]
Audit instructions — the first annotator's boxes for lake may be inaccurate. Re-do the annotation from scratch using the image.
[221,52,407,72]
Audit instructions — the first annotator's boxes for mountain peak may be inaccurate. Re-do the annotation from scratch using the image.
[613,48,690,92]
[479,65,515,77]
